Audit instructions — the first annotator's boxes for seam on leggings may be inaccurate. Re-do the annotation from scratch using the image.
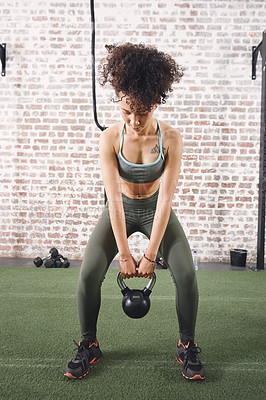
[140,224,184,336]
[157,232,185,336]
[168,264,184,335]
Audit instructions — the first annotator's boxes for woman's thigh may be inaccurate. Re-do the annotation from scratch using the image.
[79,206,118,287]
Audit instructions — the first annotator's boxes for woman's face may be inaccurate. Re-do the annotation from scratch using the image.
[118,92,158,133]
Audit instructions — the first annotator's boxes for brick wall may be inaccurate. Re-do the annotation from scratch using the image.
[0,0,265,263]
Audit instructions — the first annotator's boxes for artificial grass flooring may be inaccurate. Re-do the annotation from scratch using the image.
[0,266,265,400]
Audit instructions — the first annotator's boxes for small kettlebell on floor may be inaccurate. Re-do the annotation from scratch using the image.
[117,272,156,319]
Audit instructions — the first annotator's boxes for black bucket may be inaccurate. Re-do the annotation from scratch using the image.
[230,249,247,267]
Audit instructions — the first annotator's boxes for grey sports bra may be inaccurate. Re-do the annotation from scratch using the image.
[117,119,165,184]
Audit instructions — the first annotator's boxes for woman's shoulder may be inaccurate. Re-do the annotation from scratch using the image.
[159,120,182,143]
[99,121,124,152]
[100,121,123,137]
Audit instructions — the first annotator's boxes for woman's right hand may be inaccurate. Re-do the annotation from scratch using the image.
[119,255,138,279]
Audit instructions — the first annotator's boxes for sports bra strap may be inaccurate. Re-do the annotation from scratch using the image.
[119,119,164,160]
[119,123,125,155]
[157,120,164,161]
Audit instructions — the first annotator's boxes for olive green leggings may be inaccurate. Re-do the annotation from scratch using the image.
[77,190,198,344]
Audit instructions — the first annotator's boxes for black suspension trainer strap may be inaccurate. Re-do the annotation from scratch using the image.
[90,0,108,203]
[90,0,107,132]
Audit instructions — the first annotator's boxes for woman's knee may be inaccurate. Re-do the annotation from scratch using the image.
[180,267,197,289]
[79,254,107,288]
[168,258,196,288]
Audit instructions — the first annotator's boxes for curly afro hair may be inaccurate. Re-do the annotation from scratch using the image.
[99,42,183,112]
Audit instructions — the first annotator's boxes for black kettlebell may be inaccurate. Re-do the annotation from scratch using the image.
[117,272,156,319]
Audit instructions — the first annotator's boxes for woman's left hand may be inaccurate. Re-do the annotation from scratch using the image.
[136,255,155,279]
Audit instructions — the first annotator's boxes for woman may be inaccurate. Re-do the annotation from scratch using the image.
[64,43,205,380]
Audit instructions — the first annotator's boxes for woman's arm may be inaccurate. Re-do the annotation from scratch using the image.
[99,128,137,278]
[138,129,183,277]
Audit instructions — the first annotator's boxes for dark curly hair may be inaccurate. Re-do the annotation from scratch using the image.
[99,42,183,112]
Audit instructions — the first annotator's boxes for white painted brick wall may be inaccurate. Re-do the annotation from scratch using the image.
[0,0,265,263]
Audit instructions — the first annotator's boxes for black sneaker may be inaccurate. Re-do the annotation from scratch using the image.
[175,340,205,380]
[64,339,102,379]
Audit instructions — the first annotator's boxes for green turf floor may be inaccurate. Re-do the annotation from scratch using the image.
[0,267,265,400]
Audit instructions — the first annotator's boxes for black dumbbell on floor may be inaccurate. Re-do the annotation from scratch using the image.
[33,248,59,267]
[54,254,70,268]
[44,258,56,268]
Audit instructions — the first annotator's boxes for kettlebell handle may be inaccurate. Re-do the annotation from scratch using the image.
[117,272,156,294]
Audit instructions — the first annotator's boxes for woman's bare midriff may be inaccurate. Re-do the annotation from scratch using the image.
[120,177,161,199]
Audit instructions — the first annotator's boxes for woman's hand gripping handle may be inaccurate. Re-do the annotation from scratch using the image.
[119,254,138,279]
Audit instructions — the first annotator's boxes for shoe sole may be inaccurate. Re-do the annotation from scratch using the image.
[175,355,205,380]
[64,355,102,379]
[64,369,90,379]
[181,371,205,380]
